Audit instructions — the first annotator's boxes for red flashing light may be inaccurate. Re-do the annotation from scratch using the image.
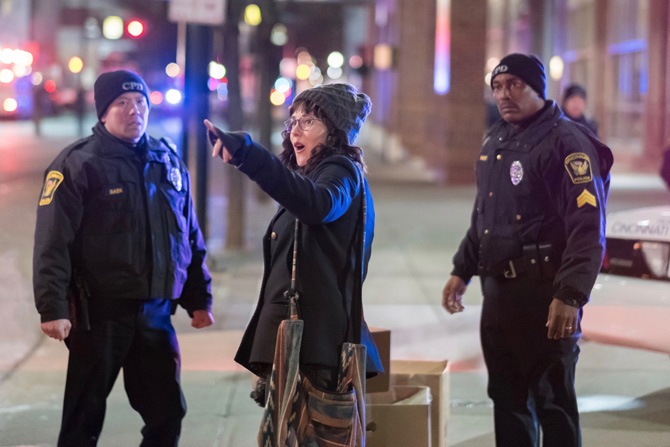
[127,20,145,38]
[44,80,56,93]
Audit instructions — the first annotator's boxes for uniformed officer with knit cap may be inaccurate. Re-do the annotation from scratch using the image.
[34,69,215,446]
[442,54,614,447]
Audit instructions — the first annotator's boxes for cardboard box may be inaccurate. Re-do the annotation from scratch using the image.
[366,327,390,393]
[390,360,449,447]
[365,385,431,447]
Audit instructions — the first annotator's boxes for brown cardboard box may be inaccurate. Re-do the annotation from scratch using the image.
[390,360,449,447]
[366,327,390,393]
[365,385,431,447]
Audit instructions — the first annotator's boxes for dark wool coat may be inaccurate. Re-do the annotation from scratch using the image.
[231,141,383,375]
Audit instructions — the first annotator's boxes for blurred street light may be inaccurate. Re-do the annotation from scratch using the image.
[244,4,262,26]
[166,63,180,78]
[103,16,124,40]
[549,56,564,80]
[270,24,288,46]
[327,51,344,68]
[127,20,145,38]
[68,56,84,74]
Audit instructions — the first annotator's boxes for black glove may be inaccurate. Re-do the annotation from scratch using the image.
[206,125,250,159]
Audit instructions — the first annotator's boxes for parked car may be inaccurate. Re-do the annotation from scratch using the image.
[584,206,670,355]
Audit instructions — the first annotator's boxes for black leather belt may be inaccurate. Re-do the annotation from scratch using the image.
[481,243,559,279]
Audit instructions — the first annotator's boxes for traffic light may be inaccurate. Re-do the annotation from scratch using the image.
[127,20,145,38]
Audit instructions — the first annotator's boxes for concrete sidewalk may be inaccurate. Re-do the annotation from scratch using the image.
[1,117,670,446]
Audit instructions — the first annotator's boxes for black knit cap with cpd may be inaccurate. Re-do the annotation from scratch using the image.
[293,83,371,145]
[490,53,546,99]
[94,70,150,119]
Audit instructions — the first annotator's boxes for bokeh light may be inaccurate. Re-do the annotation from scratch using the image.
[296,64,311,80]
[0,69,14,83]
[166,63,180,78]
[244,4,262,26]
[271,24,288,46]
[150,91,163,105]
[165,89,182,105]
[68,57,84,74]
[3,98,18,112]
[208,61,226,79]
[102,16,124,40]
[270,89,286,106]
[327,51,344,68]
[349,55,363,69]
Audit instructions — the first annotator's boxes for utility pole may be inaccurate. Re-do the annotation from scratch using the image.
[222,0,246,250]
[182,23,212,238]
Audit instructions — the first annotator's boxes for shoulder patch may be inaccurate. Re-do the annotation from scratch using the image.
[576,189,597,208]
[39,171,64,206]
[564,152,592,184]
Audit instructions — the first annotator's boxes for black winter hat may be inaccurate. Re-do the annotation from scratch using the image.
[490,53,546,99]
[94,70,150,119]
[293,83,371,145]
[563,83,587,101]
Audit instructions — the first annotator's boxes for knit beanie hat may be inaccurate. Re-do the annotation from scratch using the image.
[490,53,546,99]
[94,70,150,119]
[293,83,371,145]
[563,83,587,101]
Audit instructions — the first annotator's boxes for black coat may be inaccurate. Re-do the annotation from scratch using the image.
[230,140,383,375]
[452,101,613,307]
[33,123,212,323]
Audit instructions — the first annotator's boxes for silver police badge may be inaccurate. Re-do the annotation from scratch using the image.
[510,161,523,185]
[170,167,183,191]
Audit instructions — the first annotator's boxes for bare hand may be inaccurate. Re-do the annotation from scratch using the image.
[204,119,233,163]
[442,275,467,314]
[192,310,215,329]
[41,319,72,341]
[546,298,578,339]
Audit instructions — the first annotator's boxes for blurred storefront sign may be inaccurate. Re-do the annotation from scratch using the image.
[168,0,226,25]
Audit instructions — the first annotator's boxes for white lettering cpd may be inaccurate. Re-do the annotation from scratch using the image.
[493,65,508,76]
[122,81,144,91]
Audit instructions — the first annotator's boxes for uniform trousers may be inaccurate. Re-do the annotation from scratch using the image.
[480,275,582,447]
[58,298,186,447]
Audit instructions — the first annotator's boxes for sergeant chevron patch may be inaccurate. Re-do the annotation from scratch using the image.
[576,189,597,208]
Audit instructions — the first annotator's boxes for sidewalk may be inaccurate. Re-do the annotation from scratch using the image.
[1,117,669,446]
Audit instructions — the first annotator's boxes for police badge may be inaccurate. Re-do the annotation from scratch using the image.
[170,167,183,191]
[510,160,523,185]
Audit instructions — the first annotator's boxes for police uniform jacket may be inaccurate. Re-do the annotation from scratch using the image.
[452,101,613,307]
[230,139,383,374]
[33,122,212,323]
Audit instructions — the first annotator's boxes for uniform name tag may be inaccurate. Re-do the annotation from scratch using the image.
[39,171,64,206]
[107,187,124,196]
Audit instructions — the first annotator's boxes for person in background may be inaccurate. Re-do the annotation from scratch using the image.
[442,54,613,447]
[33,69,214,447]
[562,83,598,137]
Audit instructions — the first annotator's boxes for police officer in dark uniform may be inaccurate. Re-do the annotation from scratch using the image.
[442,54,613,447]
[33,70,214,447]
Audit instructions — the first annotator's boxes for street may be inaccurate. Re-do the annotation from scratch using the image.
[1,113,669,446]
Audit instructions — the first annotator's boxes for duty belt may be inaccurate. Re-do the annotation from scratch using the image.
[481,243,559,279]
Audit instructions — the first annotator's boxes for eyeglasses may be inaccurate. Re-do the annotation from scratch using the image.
[283,116,322,133]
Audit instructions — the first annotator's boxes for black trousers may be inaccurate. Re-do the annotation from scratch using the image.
[58,298,186,447]
[480,275,582,447]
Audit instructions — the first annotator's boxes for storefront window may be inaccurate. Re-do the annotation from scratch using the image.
[607,0,648,154]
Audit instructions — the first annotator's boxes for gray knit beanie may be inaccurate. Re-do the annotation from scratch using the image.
[293,83,371,145]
